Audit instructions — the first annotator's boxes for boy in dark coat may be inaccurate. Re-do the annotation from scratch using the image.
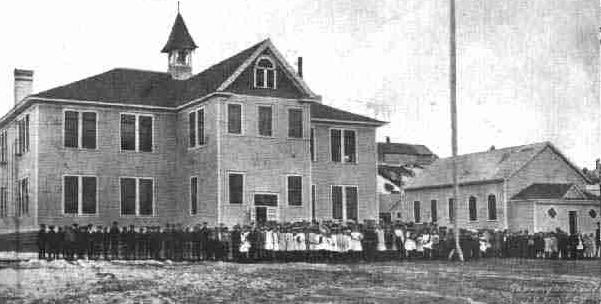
[37,224,47,260]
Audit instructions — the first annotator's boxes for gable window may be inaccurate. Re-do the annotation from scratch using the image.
[0,130,7,164]
[227,104,242,134]
[254,56,276,89]
[64,111,97,149]
[413,201,421,223]
[448,198,455,222]
[16,177,28,217]
[331,129,357,163]
[120,177,154,216]
[258,106,273,136]
[468,196,477,221]
[64,175,97,215]
[229,173,244,204]
[331,186,358,221]
[431,199,437,223]
[288,109,303,138]
[487,194,497,220]
[287,175,302,206]
[0,187,6,217]
[120,114,153,152]
[189,108,206,148]
[310,128,316,161]
[190,176,198,215]
[16,115,29,156]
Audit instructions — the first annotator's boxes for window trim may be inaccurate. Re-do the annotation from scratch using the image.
[63,109,99,150]
[190,176,198,215]
[329,127,358,164]
[188,106,207,149]
[287,107,304,139]
[330,184,359,221]
[119,112,154,152]
[62,174,99,216]
[226,102,244,135]
[286,174,303,207]
[487,194,498,221]
[257,104,275,138]
[227,171,246,204]
[253,55,277,89]
[119,176,156,217]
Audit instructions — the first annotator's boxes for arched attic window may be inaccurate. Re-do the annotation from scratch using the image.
[254,56,277,89]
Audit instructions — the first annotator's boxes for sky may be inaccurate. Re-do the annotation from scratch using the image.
[0,0,598,168]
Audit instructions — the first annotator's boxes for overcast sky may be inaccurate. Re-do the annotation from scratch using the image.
[0,0,598,168]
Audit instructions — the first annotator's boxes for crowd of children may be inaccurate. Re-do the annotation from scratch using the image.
[36,221,601,262]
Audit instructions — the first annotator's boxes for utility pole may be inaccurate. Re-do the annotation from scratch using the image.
[449,0,464,262]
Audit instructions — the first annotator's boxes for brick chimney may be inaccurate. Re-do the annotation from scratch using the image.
[14,69,33,104]
[297,57,303,78]
[385,136,390,143]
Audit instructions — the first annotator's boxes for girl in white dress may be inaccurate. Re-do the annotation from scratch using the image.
[349,226,363,262]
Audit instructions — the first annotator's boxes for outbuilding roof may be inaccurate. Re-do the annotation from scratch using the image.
[512,183,599,200]
[377,142,435,156]
[404,142,590,190]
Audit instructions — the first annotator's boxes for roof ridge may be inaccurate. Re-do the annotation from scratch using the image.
[434,141,549,161]
[112,67,169,75]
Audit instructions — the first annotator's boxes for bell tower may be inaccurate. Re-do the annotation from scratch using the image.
[161,10,197,80]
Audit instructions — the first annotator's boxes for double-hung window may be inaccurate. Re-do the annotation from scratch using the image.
[331,185,358,222]
[16,178,29,217]
[227,104,242,134]
[190,177,198,215]
[288,109,303,138]
[16,115,29,156]
[64,175,97,215]
[229,173,244,204]
[189,108,205,148]
[287,176,302,206]
[258,105,273,136]
[331,129,356,163]
[64,110,97,149]
[120,114,153,152]
[120,177,154,216]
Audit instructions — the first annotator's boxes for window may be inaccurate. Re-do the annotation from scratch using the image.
[0,130,7,164]
[288,109,303,138]
[310,128,316,161]
[0,187,6,217]
[17,178,29,217]
[227,104,242,134]
[448,198,455,222]
[331,129,356,163]
[331,186,358,221]
[255,194,277,207]
[396,212,402,219]
[343,130,356,163]
[120,114,152,152]
[258,106,273,136]
[64,111,97,149]
[469,196,477,221]
[229,173,244,204]
[64,175,97,215]
[120,177,154,216]
[17,115,29,155]
[287,176,302,206]
[487,194,497,220]
[413,201,421,223]
[190,177,198,215]
[254,56,276,89]
[189,108,206,148]
[431,199,437,223]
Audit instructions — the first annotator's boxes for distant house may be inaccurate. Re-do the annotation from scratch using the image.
[398,142,599,235]
[377,137,437,166]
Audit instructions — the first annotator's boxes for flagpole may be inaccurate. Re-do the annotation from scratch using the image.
[449,0,464,262]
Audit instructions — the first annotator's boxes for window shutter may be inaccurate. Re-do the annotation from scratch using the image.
[189,111,196,147]
[64,176,78,214]
[139,116,153,152]
[120,115,136,151]
[345,187,358,222]
[197,109,205,145]
[82,112,97,149]
[343,130,356,163]
[120,178,136,215]
[332,186,343,220]
[82,177,96,214]
[64,111,79,148]
[139,179,153,215]
[190,177,198,215]
[331,129,341,162]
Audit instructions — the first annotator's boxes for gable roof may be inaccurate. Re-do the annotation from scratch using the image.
[512,183,599,200]
[405,142,590,190]
[161,13,198,53]
[310,102,385,125]
[378,142,435,156]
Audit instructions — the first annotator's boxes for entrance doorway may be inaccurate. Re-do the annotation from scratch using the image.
[568,211,577,235]
[255,207,267,224]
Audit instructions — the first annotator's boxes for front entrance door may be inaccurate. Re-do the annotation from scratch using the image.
[256,207,267,224]
[568,211,577,235]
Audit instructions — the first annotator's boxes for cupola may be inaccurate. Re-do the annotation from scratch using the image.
[161,12,197,80]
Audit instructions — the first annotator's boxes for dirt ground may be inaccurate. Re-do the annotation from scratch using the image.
[0,258,600,304]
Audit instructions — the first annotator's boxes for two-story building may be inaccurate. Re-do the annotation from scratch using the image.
[0,13,385,232]
[398,142,600,235]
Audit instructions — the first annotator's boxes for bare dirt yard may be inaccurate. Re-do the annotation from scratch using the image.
[0,257,599,304]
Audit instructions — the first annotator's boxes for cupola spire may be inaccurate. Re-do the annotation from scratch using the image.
[162,7,197,80]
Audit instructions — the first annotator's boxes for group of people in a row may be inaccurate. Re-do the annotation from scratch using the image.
[36,221,601,262]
